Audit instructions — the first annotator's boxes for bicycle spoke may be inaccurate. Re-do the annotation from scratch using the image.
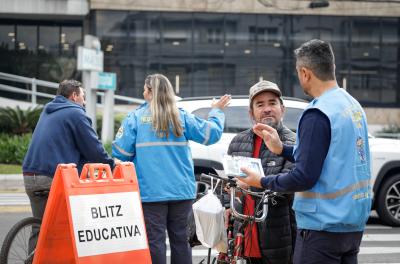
[2,218,40,264]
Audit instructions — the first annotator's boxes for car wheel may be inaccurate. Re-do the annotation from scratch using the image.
[376,173,400,227]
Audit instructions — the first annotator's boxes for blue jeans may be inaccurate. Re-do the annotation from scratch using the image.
[142,200,193,264]
[294,229,363,264]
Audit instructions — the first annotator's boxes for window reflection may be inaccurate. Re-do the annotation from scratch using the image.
[225,14,256,57]
[291,16,320,48]
[97,11,129,60]
[61,26,82,56]
[129,12,161,57]
[90,11,399,106]
[224,57,258,94]
[0,21,82,84]
[351,18,380,61]
[349,18,381,104]
[162,13,192,56]
[193,13,224,57]
[192,106,253,133]
[381,18,399,64]
[255,15,284,58]
[380,18,399,104]
[0,25,15,50]
[159,61,191,97]
[17,25,37,52]
[39,26,59,54]
[319,16,350,61]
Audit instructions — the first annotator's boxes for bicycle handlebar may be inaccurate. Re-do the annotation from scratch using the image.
[200,173,280,223]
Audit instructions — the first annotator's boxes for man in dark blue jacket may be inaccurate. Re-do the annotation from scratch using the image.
[22,79,114,220]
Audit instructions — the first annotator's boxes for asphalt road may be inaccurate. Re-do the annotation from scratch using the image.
[0,210,399,264]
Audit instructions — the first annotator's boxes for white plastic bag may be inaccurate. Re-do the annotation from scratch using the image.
[192,190,227,253]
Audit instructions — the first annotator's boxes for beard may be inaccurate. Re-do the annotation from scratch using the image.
[260,117,278,128]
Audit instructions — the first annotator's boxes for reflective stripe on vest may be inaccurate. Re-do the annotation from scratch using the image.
[113,144,134,157]
[297,179,370,200]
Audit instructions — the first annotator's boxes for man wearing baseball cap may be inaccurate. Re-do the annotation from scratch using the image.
[249,80,283,106]
[226,80,297,263]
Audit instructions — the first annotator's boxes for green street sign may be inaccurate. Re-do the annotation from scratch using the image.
[91,72,116,90]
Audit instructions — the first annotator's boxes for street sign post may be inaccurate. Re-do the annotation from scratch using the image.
[90,71,116,142]
[78,35,116,143]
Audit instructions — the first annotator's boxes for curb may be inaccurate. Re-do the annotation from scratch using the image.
[0,205,31,213]
[0,174,24,193]
[0,174,23,180]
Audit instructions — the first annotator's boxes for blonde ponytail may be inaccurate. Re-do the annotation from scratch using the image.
[145,74,183,138]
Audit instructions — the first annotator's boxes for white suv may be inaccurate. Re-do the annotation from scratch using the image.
[177,96,400,227]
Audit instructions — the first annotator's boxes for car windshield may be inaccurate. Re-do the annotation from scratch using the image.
[192,106,304,133]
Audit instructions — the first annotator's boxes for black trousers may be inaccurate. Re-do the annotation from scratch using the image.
[294,229,363,264]
[142,200,193,264]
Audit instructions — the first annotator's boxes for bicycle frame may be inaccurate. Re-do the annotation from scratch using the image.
[228,178,269,223]
[199,173,279,264]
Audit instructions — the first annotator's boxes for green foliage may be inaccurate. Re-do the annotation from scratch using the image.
[0,133,31,164]
[0,106,43,135]
[0,163,22,174]
[96,113,126,139]
[104,141,112,156]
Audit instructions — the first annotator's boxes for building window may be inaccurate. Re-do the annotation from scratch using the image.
[94,11,399,106]
[0,25,15,50]
[0,20,82,83]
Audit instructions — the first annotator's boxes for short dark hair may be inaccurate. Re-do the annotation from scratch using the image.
[294,39,335,81]
[57,80,82,98]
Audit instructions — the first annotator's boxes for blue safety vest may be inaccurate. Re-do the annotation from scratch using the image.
[112,103,225,202]
[293,87,372,232]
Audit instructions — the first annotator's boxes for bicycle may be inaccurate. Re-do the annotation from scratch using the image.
[0,189,49,264]
[197,172,280,264]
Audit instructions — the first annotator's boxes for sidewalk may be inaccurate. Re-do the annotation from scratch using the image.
[0,174,30,212]
[0,174,24,192]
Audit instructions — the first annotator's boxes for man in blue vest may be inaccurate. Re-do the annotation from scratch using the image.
[238,39,372,264]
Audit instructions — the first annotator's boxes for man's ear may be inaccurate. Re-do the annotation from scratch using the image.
[248,109,255,124]
[281,104,285,115]
[303,67,313,82]
[69,92,77,103]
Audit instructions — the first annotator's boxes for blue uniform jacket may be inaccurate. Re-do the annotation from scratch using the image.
[112,103,225,202]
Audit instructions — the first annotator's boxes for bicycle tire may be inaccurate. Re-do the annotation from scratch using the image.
[0,217,41,264]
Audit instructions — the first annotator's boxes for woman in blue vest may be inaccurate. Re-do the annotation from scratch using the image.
[238,39,371,264]
[112,73,231,264]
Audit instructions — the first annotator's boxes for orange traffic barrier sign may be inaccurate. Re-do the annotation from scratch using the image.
[33,162,152,264]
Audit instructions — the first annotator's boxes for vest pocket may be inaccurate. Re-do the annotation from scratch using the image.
[293,200,317,212]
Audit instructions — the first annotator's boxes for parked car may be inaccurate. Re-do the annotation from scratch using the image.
[177,96,400,226]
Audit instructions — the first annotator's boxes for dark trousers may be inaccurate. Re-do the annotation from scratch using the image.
[294,229,363,264]
[23,175,52,252]
[23,175,53,219]
[142,200,193,264]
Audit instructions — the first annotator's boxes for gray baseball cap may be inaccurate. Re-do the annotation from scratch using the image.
[249,80,282,106]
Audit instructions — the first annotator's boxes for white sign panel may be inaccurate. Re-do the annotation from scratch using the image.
[77,46,104,72]
[69,192,147,257]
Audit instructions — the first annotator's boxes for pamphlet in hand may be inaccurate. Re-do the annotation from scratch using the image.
[222,155,265,178]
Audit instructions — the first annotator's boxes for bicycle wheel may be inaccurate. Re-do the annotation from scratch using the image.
[0,217,41,264]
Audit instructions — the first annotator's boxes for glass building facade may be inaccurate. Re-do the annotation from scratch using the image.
[93,11,400,107]
[0,19,83,83]
[0,12,399,107]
